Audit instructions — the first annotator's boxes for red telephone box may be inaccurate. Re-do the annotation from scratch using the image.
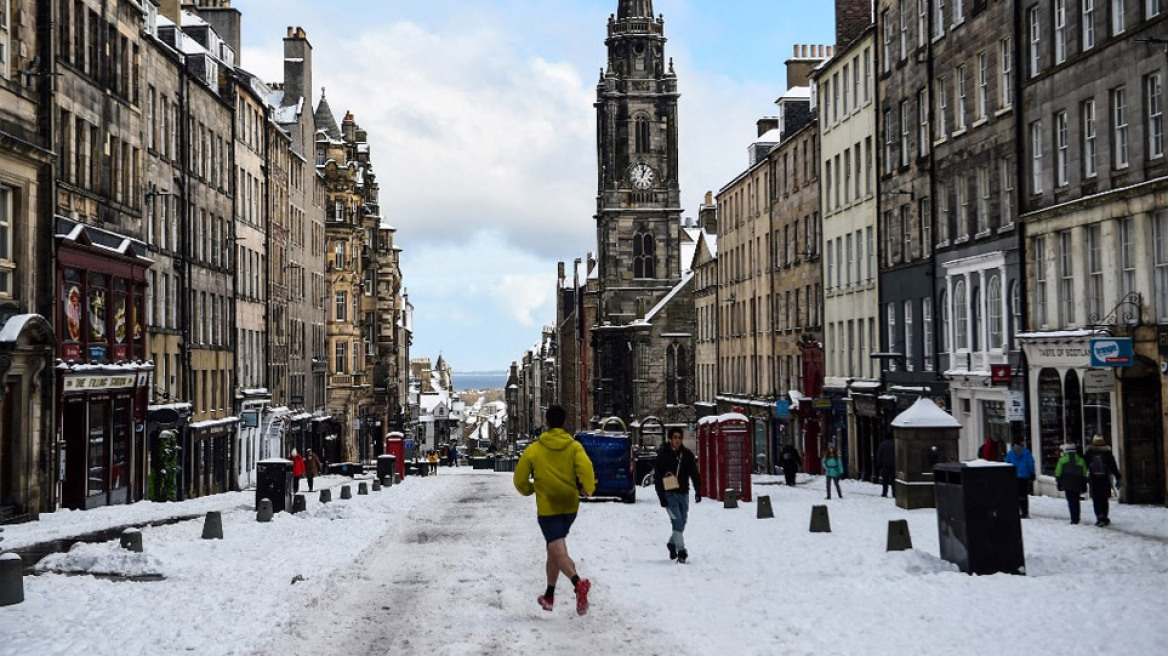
[697,416,717,500]
[384,432,406,479]
[716,413,753,502]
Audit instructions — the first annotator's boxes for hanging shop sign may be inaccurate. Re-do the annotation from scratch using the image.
[1005,390,1026,421]
[774,399,790,419]
[990,364,1012,384]
[1089,338,1133,367]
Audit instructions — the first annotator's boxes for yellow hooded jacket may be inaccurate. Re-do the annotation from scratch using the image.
[513,427,596,516]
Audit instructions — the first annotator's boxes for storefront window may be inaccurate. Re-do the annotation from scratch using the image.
[88,273,108,362]
[88,401,108,496]
[1064,369,1083,451]
[62,268,83,358]
[111,399,130,489]
[1037,368,1064,475]
[981,400,1008,456]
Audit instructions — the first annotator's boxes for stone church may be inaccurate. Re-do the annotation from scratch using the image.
[588,0,695,438]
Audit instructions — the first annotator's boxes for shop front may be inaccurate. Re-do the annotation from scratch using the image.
[1021,330,1163,504]
[56,220,151,510]
[0,314,55,522]
[848,382,884,481]
[186,417,237,498]
[235,391,271,490]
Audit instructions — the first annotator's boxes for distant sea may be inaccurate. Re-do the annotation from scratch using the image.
[453,371,508,392]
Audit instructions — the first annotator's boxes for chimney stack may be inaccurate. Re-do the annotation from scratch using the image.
[835,0,873,49]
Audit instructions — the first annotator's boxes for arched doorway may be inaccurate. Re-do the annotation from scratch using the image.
[1119,356,1164,505]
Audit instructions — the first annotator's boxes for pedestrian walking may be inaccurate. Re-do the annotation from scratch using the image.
[875,434,896,498]
[822,445,844,499]
[1055,444,1089,524]
[513,405,596,615]
[305,449,322,492]
[654,427,702,564]
[1004,440,1036,518]
[978,436,1002,461]
[1083,435,1122,527]
[779,443,801,487]
[290,449,306,493]
[428,450,439,475]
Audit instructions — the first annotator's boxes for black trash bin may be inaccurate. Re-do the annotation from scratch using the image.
[377,454,397,480]
[256,459,294,514]
[934,462,1025,575]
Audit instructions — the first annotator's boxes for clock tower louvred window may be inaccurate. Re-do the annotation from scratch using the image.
[634,230,656,279]
[635,116,650,153]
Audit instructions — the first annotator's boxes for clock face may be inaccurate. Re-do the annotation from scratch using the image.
[630,163,655,189]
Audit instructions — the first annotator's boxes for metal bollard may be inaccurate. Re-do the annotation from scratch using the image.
[383,476,393,488]
[291,494,306,514]
[202,511,224,540]
[0,552,23,606]
[809,505,831,533]
[120,528,143,552]
[723,489,739,509]
[340,484,352,499]
[319,489,332,504]
[886,519,912,551]
[372,480,381,491]
[756,495,774,519]
[393,473,401,485]
[257,498,274,522]
[358,482,369,495]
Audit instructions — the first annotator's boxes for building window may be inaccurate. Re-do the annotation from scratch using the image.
[1121,216,1136,299]
[940,290,950,351]
[919,196,931,253]
[1030,120,1044,194]
[884,109,894,171]
[938,183,950,243]
[0,185,11,296]
[1083,0,1096,50]
[1113,87,1129,168]
[335,340,347,373]
[977,51,989,120]
[938,76,949,137]
[1151,1,1164,18]
[1087,224,1104,320]
[901,204,912,261]
[1056,110,1069,186]
[935,0,947,39]
[918,88,930,157]
[333,242,344,269]
[887,302,899,371]
[1155,212,1168,320]
[1083,99,1098,178]
[956,174,968,238]
[1147,73,1163,158]
[988,274,1003,350]
[666,342,688,405]
[0,0,9,80]
[1000,38,1013,108]
[900,100,911,167]
[635,116,650,153]
[918,0,928,48]
[922,298,934,370]
[899,0,909,60]
[1029,6,1041,77]
[999,158,1015,226]
[1059,230,1075,326]
[633,230,656,278]
[1034,234,1049,327]
[1054,0,1067,64]
[955,65,967,130]
[904,300,914,371]
[335,291,347,322]
[1111,0,1125,35]
[977,167,990,233]
[883,9,893,72]
[955,279,969,350]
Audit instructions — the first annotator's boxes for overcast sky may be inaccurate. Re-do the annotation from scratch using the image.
[231,0,835,372]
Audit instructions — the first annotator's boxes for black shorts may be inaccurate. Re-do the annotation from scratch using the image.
[537,513,577,543]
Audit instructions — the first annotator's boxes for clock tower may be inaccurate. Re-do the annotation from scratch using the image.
[589,1,692,426]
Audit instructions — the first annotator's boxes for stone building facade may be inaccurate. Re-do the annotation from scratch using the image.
[1019,1,1167,505]
[815,20,880,480]
[590,0,694,436]
[0,0,55,521]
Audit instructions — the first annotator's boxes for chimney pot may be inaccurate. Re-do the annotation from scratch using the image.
[287,26,293,38]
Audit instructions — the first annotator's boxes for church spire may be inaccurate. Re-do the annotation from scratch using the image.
[617,0,653,19]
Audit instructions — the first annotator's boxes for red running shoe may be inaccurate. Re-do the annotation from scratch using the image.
[574,578,591,616]
[537,595,553,611]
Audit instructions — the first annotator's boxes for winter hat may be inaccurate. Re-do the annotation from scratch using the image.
[1061,443,1077,453]
[1090,435,1108,448]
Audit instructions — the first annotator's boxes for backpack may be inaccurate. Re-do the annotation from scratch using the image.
[1089,453,1109,477]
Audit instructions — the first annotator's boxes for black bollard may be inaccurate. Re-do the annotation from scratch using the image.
[120,528,143,552]
[809,505,831,533]
[257,498,274,522]
[383,476,393,488]
[756,495,775,519]
[340,484,352,499]
[358,482,368,495]
[202,511,224,540]
[886,519,912,551]
[372,480,381,491]
[0,553,23,606]
[291,494,306,514]
[723,489,739,509]
[319,489,332,504]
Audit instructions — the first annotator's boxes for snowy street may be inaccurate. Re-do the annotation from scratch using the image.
[2,468,1168,655]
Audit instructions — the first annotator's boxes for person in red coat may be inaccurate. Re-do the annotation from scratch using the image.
[977,436,1001,461]
[291,449,306,493]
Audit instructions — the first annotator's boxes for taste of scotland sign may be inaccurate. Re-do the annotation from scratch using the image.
[1089,338,1134,367]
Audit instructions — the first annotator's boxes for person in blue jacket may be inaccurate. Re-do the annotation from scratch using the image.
[822,445,844,499]
[1004,440,1036,518]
